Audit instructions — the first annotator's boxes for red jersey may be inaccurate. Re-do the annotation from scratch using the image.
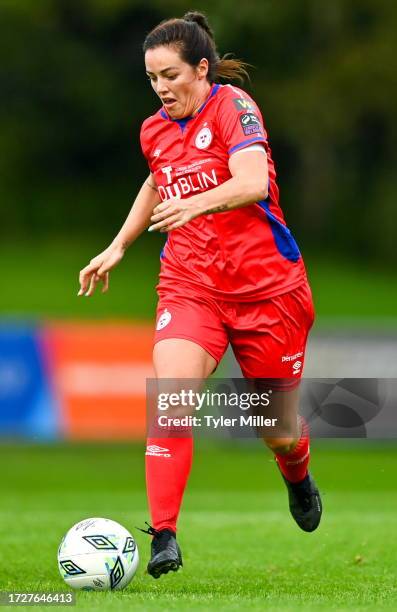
[140,83,307,301]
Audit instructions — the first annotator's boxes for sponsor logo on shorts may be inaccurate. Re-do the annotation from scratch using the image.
[195,127,213,149]
[239,113,262,136]
[156,308,171,331]
[145,444,171,458]
[281,351,303,363]
[233,97,254,111]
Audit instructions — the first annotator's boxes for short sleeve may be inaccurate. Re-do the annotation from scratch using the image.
[216,88,267,156]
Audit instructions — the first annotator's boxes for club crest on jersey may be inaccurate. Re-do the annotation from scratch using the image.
[195,127,212,150]
[156,308,172,331]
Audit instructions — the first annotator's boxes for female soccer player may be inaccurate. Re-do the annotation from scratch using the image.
[78,11,322,579]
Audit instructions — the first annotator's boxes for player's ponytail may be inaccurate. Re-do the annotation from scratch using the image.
[143,11,250,84]
[214,55,250,83]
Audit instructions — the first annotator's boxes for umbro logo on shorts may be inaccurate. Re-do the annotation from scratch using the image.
[292,360,302,374]
[145,445,171,458]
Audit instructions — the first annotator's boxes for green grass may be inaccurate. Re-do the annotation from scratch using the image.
[0,237,163,321]
[1,238,397,325]
[1,442,397,610]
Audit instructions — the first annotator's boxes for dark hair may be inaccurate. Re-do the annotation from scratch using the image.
[143,11,249,83]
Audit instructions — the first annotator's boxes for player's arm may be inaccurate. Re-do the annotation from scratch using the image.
[193,148,268,215]
[78,174,160,296]
[111,174,160,249]
[148,148,268,232]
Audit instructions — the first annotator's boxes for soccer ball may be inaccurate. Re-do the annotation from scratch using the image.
[58,517,139,591]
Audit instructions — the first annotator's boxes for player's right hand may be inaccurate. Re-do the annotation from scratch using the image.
[78,243,126,297]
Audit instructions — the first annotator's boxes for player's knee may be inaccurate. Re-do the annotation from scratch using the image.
[264,436,297,455]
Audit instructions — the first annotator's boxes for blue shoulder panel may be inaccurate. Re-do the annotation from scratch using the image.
[257,199,301,262]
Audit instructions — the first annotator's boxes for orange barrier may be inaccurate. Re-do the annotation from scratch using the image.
[43,323,154,440]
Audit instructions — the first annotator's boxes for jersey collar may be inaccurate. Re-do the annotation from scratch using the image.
[159,83,221,128]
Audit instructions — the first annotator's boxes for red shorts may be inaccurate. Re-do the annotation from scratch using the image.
[154,282,315,386]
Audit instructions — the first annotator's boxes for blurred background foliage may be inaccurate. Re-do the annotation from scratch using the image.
[1,0,396,305]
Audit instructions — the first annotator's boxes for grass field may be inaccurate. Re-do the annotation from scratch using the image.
[1,442,397,611]
[2,239,397,324]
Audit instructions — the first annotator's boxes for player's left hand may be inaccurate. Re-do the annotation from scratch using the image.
[148,198,199,232]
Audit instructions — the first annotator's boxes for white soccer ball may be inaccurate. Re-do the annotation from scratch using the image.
[58,517,139,591]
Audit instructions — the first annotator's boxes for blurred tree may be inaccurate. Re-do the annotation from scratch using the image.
[0,0,396,264]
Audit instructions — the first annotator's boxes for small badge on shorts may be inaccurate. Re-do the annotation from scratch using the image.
[156,308,172,331]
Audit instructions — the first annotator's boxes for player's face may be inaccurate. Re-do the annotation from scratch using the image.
[145,46,210,119]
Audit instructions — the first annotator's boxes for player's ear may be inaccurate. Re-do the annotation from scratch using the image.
[197,58,209,80]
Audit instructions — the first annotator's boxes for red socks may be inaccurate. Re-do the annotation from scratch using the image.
[145,421,309,531]
[275,417,310,483]
[145,437,193,532]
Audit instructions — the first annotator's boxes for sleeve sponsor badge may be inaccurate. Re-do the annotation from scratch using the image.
[239,113,263,136]
[233,98,254,111]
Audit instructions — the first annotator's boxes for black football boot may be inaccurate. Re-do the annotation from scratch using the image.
[138,522,183,579]
[281,472,322,532]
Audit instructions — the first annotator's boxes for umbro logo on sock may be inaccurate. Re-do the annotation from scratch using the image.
[145,445,171,458]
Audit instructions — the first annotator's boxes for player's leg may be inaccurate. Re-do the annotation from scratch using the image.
[147,338,216,534]
[145,291,227,578]
[144,338,217,578]
[260,385,321,532]
[230,282,322,532]
[261,386,308,482]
